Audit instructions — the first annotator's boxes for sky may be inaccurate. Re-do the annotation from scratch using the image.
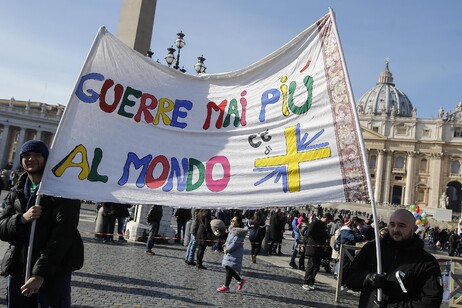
[0,0,461,119]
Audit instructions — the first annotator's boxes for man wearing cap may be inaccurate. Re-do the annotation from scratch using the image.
[346,209,443,307]
[0,140,84,307]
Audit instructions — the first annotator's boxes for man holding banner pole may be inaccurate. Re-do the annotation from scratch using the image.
[0,140,84,307]
[346,209,443,307]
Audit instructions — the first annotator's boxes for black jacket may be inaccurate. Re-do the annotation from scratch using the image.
[346,233,443,307]
[146,205,163,224]
[0,173,84,278]
[196,210,212,245]
[303,218,329,256]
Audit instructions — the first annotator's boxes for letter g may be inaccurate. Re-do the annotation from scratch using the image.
[75,73,105,103]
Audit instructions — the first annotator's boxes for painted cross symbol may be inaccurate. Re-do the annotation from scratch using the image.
[254,124,331,193]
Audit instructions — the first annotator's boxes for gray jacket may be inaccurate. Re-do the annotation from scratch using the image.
[222,226,248,273]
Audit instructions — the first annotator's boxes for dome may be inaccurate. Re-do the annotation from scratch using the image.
[357,62,414,117]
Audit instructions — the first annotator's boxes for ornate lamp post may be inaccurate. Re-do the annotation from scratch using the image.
[148,30,206,74]
[194,55,207,74]
[164,46,176,67]
[173,31,185,70]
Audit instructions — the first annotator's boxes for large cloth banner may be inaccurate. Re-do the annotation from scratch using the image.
[39,12,370,208]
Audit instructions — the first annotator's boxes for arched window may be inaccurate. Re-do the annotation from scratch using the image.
[394,155,405,169]
[451,160,460,175]
[419,158,427,172]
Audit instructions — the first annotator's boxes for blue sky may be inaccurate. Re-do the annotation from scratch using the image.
[0,1,460,118]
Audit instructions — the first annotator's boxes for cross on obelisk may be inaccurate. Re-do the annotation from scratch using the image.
[117,0,157,55]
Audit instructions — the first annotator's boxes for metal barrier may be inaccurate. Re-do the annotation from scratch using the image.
[335,244,360,303]
[433,253,462,307]
[334,246,462,307]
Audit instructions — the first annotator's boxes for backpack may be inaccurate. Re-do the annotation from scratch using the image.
[300,225,310,244]
[333,232,342,251]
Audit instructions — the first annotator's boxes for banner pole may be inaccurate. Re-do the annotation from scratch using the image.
[328,7,383,301]
[25,194,41,282]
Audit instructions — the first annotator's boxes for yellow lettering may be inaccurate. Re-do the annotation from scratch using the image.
[52,144,90,180]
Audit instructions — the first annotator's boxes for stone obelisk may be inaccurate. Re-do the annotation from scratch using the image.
[116,0,157,55]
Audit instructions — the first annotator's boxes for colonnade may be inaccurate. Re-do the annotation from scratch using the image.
[370,149,441,207]
[0,124,53,170]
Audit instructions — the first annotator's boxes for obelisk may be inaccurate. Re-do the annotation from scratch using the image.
[116,0,157,55]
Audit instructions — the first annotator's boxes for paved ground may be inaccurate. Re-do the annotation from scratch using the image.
[0,192,450,307]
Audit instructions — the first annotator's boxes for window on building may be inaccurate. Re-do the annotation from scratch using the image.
[396,125,407,135]
[372,126,379,133]
[451,160,460,175]
[369,154,377,169]
[394,156,405,169]
[454,127,462,138]
[416,187,426,203]
[423,129,431,137]
[419,159,427,172]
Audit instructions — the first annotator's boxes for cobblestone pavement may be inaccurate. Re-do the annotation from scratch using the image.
[0,197,447,307]
[0,199,360,307]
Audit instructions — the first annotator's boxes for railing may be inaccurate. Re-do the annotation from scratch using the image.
[335,245,461,307]
[335,244,360,303]
[433,253,462,307]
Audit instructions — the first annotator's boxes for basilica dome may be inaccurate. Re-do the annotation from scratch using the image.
[356,62,414,117]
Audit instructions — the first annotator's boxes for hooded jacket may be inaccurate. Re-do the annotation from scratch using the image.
[0,172,84,278]
[346,233,443,307]
[222,226,248,273]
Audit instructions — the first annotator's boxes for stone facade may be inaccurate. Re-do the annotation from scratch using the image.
[0,98,63,170]
[357,63,462,213]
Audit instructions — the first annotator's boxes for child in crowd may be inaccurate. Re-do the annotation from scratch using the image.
[217,215,248,292]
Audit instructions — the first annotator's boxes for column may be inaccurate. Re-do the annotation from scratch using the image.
[383,150,392,204]
[12,128,26,170]
[374,149,385,203]
[429,153,444,208]
[117,0,157,55]
[0,125,11,168]
[36,130,42,140]
[404,152,416,205]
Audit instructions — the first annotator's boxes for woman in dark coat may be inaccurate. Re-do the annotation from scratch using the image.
[269,210,285,254]
[247,210,266,263]
[195,209,213,269]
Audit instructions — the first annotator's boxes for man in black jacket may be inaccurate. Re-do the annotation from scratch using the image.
[146,204,163,255]
[346,209,443,307]
[302,213,332,290]
[0,140,84,307]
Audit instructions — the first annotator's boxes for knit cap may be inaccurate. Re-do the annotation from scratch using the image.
[19,140,49,161]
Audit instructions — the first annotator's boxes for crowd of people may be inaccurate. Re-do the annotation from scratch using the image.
[0,139,447,307]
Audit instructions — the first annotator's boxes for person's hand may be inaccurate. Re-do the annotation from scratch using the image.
[22,205,43,223]
[364,272,386,289]
[20,275,44,297]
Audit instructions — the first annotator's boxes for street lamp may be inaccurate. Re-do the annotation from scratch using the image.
[165,46,176,67]
[173,31,185,70]
[150,30,206,74]
[194,55,207,74]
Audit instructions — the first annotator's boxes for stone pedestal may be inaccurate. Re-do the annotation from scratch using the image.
[124,204,175,243]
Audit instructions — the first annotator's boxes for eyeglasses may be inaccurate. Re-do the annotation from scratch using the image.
[22,153,43,160]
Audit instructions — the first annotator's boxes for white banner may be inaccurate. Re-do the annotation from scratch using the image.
[39,12,370,208]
